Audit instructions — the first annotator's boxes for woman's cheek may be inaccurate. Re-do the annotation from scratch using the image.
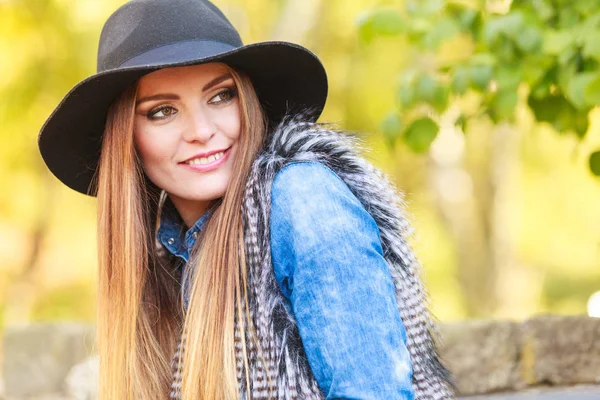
[136,128,172,162]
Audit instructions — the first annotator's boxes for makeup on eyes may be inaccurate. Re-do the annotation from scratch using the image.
[136,83,238,118]
[135,73,234,107]
[141,88,238,121]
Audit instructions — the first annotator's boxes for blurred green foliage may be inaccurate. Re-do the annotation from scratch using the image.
[359,0,600,176]
[31,282,96,322]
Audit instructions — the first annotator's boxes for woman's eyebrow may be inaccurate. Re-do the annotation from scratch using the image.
[202,73,233,91]
[136,93,179,106]
[135,73,233,106]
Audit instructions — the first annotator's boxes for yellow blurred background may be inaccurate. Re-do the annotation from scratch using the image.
[1,0,599,345]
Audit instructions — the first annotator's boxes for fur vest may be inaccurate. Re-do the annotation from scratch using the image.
[169,115,454,399]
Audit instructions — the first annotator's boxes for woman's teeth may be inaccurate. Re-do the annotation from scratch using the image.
[185,151,225,165]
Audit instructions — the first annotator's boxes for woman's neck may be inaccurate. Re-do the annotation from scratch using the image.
[168,195,218,228]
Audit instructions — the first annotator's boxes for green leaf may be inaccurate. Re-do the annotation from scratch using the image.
[530,0,555,22]
[581,57,599,72]
[573,0,600,15]
[357,9,404,42]
[452,66,470,94]
[589,150,600,177]
[432,85,450,112]
[527,94,572,125]
[469,64,493,90]
[497,37,518,63]
[469,53,497,66]
[558,7,580,29]
[357,14,375,43]
[422,18,460,49]
[575,13,600,41]
[484,12,525,44]
[456,114,468,133]
[370,10,405,35]
[557,62,578,94]
[515,26,542,53]
[410,0,444,16]
[491,90,518,121]
[408,17,434,36]
[583,32,600,60]
[542,30,575,55]
[584,73,600,105]
[522,57,554,85]
[573,111,589,139]
[499,12,526,38]
[397,84,416,108]
[531,80,551,99]
[457,9,480,30]
[527,93,589,136]
[402,117,439,153]
[415,74,438,103]
[495,66,522,91]
[398,69,418,86]
[566,72,597,109]
[557,46,579,66]
[381,112,403,147]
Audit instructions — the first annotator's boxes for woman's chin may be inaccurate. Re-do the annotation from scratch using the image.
[168,188,226,204]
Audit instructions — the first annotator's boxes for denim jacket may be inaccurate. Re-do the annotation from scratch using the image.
[158,161,414,399]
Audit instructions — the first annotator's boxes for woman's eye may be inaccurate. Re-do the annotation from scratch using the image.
[147,106,177,120]
[209,88,237,104]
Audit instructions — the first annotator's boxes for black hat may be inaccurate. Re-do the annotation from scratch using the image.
[38,0,328,196]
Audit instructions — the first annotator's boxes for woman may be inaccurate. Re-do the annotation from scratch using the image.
[38,0,453,399]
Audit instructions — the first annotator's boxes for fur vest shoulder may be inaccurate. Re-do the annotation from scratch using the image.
[170,114,454,400]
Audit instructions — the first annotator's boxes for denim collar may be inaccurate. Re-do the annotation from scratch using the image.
[157,196,219,263]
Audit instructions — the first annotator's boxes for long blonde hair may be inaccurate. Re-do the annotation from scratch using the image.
[95,64,268,399]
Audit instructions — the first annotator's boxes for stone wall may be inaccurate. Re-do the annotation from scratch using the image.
[2,315,600,399]
[2,323,96,400]
[440,315,600,396]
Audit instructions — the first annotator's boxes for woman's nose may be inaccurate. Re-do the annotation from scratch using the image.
[182,106,216,143]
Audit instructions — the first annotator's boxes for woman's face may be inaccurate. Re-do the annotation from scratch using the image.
[133,62,241,226]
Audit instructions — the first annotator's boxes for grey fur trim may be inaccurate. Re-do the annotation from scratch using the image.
[169,113,455,399]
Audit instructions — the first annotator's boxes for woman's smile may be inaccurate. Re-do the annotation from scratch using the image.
[179,145,233,172]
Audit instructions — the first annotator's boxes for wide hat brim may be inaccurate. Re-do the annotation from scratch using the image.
[38,40,328,196]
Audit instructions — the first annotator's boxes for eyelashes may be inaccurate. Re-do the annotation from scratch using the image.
[208,87,237,104]
[145,87,238,121]
[146,105,177,120]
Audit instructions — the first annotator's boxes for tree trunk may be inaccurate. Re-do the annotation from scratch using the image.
[429,114,539,318]
[428,109,496,317]
[489,123,541,319]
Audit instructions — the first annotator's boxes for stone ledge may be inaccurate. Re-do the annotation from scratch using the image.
[2,315,600,398]
[459,384,600,399]
[2,323,95,398]
[440,319,523,395]
[439,315,600,396]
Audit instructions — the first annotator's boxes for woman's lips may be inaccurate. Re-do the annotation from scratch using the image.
[179,146,232,172]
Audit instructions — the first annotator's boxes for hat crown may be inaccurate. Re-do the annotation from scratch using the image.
[97,0,243,72]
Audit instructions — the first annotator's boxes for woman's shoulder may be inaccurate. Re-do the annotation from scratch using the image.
[270,160,379,239]
[271,160,354,205]
[269,161,385,300]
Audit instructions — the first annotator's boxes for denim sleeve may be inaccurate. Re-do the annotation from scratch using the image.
[270,161,414,400]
